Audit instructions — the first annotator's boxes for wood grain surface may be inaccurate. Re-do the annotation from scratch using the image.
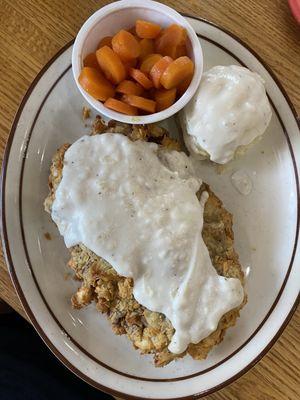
[0,0,299,398]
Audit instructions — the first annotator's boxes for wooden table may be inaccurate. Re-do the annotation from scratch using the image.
[0,0,299,398]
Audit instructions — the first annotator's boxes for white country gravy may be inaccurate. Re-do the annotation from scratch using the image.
[181,65,272,164]
[52,133,244,354]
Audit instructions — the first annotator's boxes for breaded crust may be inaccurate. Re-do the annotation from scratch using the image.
[44,117,246,367]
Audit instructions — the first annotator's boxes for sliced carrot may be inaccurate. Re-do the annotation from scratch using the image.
[122,58,138,73]
[96,46,126,84]
[154,88,176,111]
[129,68,153,89]
[167,24,187,45]
[140,53,162,74]
[127,26,137,35]
[174,44,187,58]
[177,73,193,97]
[160,56,194,89]
[116,80,144,96]
[122,94,156,113]
[155,24,187,57]
[126,27,141,43]
[144,87,156,99]
[78,67,115,101]
[97,36,113,49]
[150,56,173,89]
[161,43,187,59]
[104,97,138,115]
[112,30,141,60]
[83,53,100,69]
[139,39,155,60]
[136,20,162,39]
[156,28,165,39]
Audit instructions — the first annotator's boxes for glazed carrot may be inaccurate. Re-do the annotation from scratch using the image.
[83,53,100,69]
[122,58,138,74]
[160,56,194,89]
[154,88,176,111]
[80,23,192,111]
[78,67,115,101]
[112,30,141,60]
[122,94,156,113]
[155,24,187,57]
[145,87,156,99]
[139,39,155,60]
[177,74,193,97]
[104,97,138,115]
[97,36,113,49]
[116,80,144,96]
[127,26,141,43]
[174,44,187,58]
[166,24,187,45]
[140,54,162,74]
[156,28,165,40]
[127,26,137,35]
[136,20,162,39]
[161,43,187,59]
[129,68,153,89]
[150,56,173,89]
[96,46,126,84]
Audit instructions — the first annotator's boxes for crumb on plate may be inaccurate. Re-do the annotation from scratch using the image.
[82,106,91,120]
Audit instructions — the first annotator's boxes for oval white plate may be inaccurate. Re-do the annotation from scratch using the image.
[1,15,300,400]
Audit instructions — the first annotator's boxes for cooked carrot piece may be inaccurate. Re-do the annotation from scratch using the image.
[116,80,144,96]
[150,56,173,88]
[168,24,187,45]
[78,67,115,101]
[163,46,176,60]
[155,24,187,57]
[122,58,138,73]
[122,94,156,113]
[174,44,187,58]
[140,53,162,74]
[83,53,100,69]
[136,20,162,39]
[177,73,193,97]
[104,97,138,115]
[154,88,176,111]
[163,43,188,59]
[145,87,156,99]
[126,27,141,43]
[160,56,194,89]
[97,36,113,49]
[96,46,126,84]
[156,28,165,39]
[129,68,153,89]
[112,30,141,60]
[139,39,155,60]
[127,26,137,35]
